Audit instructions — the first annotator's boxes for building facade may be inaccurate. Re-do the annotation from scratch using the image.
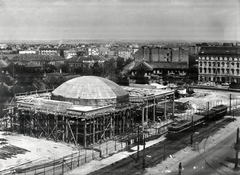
[39,48,58,55]
[198,46,240,83]
[10,54,65,67]
[129,46,189,84]
[66,55,106,72]
[19,50,37,54]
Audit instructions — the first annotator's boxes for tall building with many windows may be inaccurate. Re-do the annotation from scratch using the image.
[198,46,240,83]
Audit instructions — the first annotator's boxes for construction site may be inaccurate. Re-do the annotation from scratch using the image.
[0,76,177,174]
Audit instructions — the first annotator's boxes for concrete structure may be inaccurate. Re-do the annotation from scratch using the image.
[198,46,240,83]
[52,76,129,108]
[4,76,175,147]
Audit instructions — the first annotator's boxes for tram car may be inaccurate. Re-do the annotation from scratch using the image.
[167,104,228,138]
[203,104,228,120]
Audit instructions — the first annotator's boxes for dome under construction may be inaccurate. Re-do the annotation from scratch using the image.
[51,76,129,107]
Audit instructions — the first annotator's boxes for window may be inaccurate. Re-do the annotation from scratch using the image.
[221,69,225,74]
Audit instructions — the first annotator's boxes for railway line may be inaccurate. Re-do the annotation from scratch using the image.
[88,118,233,175]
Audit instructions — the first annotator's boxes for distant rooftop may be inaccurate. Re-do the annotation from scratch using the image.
[12,54,65,61]
[66,55,107,62]
[199,46,240,55]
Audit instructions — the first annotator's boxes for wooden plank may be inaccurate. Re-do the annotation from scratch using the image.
[67,121,77,145]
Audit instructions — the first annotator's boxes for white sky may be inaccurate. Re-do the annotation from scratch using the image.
[0,0,239,42]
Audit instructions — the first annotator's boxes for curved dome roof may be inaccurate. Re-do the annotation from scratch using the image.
[52,76,129,107]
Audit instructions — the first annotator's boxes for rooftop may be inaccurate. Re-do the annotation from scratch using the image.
[131,60,189,71]
[11,54,65,62]
[199,46,240,55]
[66,55,107,63]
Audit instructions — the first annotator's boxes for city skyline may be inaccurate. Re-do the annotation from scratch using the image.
[0,0,240,42]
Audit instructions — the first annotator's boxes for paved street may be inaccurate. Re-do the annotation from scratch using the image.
[168,124,240,175]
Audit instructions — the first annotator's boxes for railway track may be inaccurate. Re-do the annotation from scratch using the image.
[88,118,233,175]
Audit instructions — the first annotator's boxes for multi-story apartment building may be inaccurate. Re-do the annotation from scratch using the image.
[198,46,240,83]
[19,50,37,54]
[10,54,65,67]
[39,48,58,55]
[127,46,189,84]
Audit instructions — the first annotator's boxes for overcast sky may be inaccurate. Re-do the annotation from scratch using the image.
[0,0,239,42]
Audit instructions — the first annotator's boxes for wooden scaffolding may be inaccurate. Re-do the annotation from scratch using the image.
[2,89,175,147]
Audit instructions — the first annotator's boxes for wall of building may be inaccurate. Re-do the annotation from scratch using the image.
[171,48,179,62]
[179,48,189,62]
[143,47,150,61]
[198,55,240,83]
[151,48,159,62]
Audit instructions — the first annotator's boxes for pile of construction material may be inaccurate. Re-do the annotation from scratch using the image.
[0,141,30,160]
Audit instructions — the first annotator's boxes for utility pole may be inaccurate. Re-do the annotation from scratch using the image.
[137,125,140,161]
[234,127,240,170]
[230,94,232,116]
[190,133,193,146]
[142,134,146,170]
